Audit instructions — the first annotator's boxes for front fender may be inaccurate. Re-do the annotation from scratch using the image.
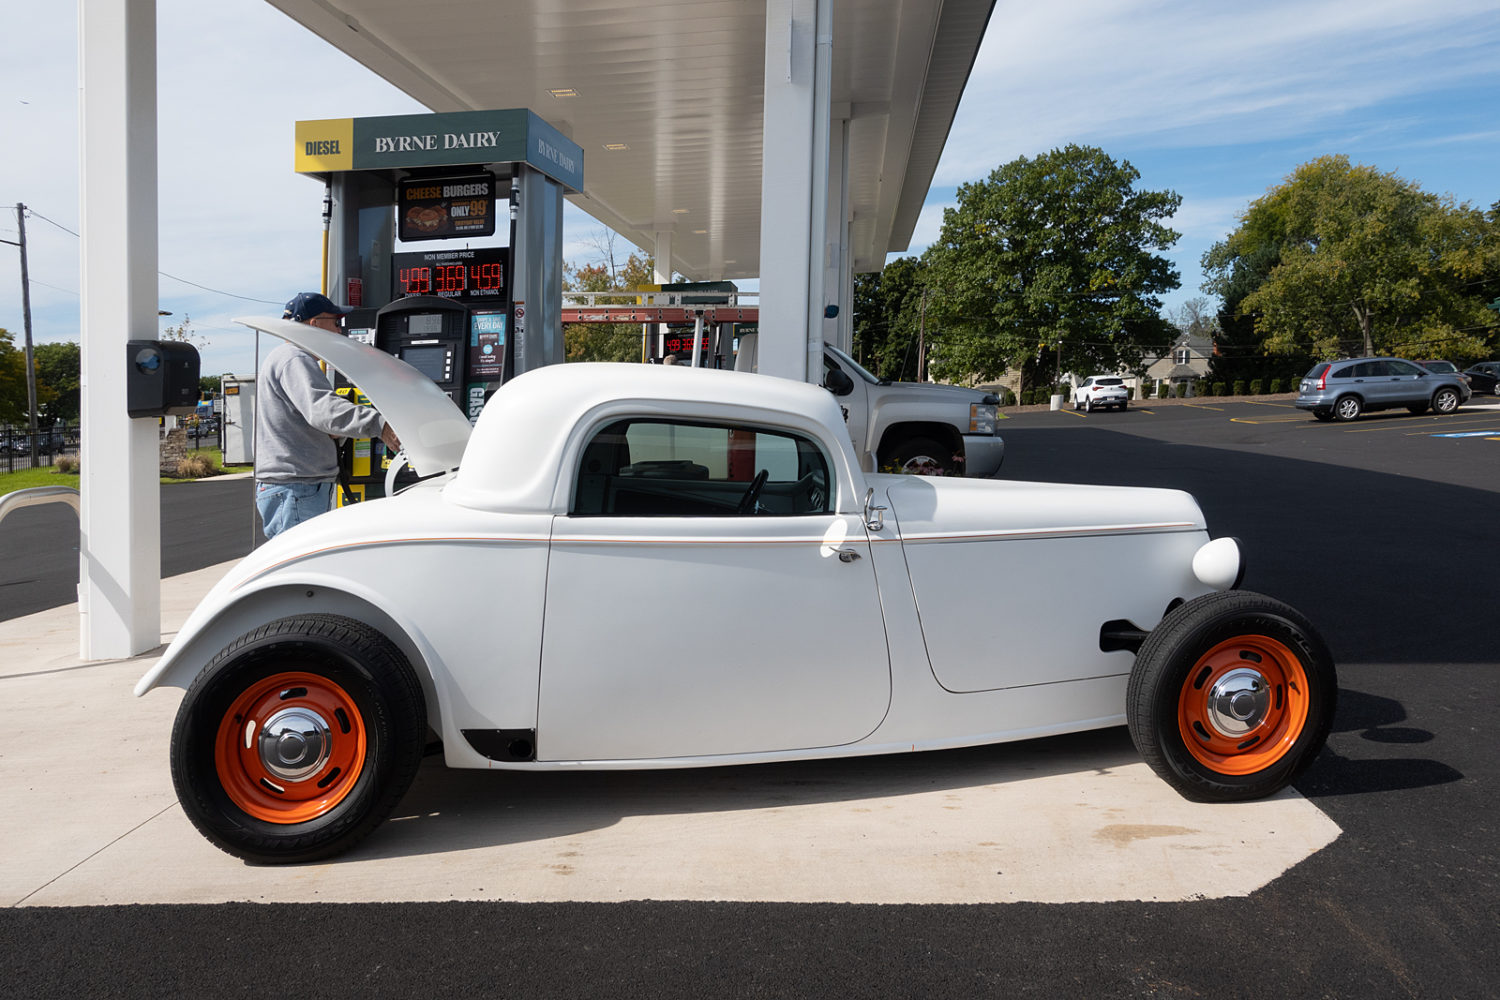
[135,570,450,738]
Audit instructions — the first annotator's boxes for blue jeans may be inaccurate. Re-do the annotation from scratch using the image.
[256,481,334,539]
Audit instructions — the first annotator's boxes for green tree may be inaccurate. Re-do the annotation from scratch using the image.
[851,257,929,381]
[921,144,1181,389]
[33,341,80,423]
[0,328,27,424]
[1203,155,1497,363]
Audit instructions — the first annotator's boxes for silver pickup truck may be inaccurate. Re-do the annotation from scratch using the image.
[734,334,1004,477]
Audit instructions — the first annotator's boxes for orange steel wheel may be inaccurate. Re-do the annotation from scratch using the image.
[1176,634,1310,776]
[213,671,368,824]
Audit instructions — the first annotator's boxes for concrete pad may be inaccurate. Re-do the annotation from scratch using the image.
[1,561,1340,907]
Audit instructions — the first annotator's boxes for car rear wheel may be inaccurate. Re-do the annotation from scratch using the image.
[1119,399,1128,411]
[1432,387,1461,414]
[1084,398,1093,413]
[1333,395,1362,421]
[170,614,426,863]
[1127,591,1336,802]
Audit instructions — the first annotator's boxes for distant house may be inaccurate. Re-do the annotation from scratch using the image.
[1143,332,1213,395]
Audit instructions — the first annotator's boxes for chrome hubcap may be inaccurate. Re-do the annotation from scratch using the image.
[1205,667,1271,738]
[257,706,332,782]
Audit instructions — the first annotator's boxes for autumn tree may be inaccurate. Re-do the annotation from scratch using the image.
[921,145,1181,389]
[1202,155,1497,364]
[562,249,657,363]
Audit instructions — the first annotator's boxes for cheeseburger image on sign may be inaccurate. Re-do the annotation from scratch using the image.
[406,204,448,234]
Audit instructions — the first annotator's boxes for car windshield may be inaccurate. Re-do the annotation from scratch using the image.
[825,344,883,385]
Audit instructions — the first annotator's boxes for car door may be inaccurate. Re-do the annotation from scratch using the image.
[1384,359,1426,405]
[537,415,892,761]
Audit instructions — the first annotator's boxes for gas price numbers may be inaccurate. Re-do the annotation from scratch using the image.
[398,261,504,296]
[391,246,509,304]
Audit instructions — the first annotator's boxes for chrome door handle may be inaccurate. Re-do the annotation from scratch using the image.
[836,547,861,563]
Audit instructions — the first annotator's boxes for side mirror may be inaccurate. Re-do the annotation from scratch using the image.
[823,367,854,396]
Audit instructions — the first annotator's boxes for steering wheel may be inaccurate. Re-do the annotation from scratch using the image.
[736,468,769,515]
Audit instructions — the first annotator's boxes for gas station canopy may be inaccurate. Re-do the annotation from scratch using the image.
[264,0,996,280]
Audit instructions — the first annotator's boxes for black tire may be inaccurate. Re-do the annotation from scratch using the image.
[170,614,426,863]
[885,435,955,476]
[1072,396,1080,411]
[1406,403,1429,416]
[1119,399,1128,411]
[1126,591,1337,802]
[1333,395,1362,421]
[1312,410,1334,422]
[1084,398,1093,413]
[1432,387,1461,414]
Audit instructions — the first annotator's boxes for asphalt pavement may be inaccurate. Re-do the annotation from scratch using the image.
[2,398,1497,998]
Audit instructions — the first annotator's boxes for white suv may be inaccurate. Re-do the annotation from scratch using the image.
[1073,376,1129,412]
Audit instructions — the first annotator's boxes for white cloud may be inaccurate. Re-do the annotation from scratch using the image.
[938,0,1500,183]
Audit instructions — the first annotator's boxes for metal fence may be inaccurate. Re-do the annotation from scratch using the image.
[0,420,223,475]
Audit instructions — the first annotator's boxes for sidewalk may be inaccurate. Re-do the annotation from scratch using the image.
[1,562,1341,907]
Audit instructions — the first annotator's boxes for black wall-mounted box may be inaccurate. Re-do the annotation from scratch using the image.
[126,340,201,418]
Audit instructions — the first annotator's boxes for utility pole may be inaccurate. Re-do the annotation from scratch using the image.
[3,204,40,457]
[917,286,927,382]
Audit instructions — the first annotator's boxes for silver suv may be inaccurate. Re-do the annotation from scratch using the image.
[1296,357,1470,422]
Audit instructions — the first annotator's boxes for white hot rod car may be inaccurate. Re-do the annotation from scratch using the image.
[137,318,1337,863]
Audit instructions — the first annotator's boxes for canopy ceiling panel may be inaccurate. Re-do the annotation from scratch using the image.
[266,0,994,279]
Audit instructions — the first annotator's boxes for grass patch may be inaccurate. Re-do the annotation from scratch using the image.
[1,446,235,496]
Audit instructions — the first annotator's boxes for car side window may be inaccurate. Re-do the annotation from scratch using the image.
[1331,364,1357,379]
[572,418,832,517]
[1387,360,1422,376]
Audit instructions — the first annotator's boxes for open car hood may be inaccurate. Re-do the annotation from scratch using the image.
[236,316,471,477]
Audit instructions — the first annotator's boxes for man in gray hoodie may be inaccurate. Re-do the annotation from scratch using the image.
[254,292,401,539]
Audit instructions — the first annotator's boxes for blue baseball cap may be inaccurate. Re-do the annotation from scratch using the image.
[283,291,353,323]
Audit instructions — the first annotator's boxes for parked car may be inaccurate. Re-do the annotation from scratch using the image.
[1416,360,1470,385]
[1462,361,1500,395]
[1295,357,1470,421]
[136,317,1337,863]
[1073,376,1129,412]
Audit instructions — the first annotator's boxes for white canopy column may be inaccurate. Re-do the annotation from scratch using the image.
[77,0,162,659]
[757,0,833,382]
[826,108,853,354]
[653,230,673,358]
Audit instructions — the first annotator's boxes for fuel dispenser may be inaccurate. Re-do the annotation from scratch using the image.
[291,108,581,504]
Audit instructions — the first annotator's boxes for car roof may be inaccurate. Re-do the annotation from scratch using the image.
[445,362,861,514]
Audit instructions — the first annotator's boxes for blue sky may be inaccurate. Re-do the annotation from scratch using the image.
[3,0,1497,377]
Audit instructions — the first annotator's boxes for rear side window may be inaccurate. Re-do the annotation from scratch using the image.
[1330,364,1357,380]
[1305,363,1330,379]
[573,418,832,517]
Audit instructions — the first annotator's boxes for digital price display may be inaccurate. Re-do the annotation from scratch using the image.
[392,246,509,305]
[663,332,710,356]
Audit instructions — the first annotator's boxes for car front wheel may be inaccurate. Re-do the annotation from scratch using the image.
[170,614,426,863]
[1126,591,1336,802]
[1333,395,1362,421]
[1432,387,1461,414]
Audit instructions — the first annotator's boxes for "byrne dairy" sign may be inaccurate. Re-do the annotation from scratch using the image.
[295,109,583,191]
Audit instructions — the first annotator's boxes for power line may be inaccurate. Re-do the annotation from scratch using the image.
[18,205,282,306]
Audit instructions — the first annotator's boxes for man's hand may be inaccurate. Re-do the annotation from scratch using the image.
[380,422,401,453]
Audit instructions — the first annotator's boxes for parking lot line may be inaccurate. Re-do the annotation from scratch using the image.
[1230,414,1307,424]
[1341,414,1500,434]
[1179,402,1226,411]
